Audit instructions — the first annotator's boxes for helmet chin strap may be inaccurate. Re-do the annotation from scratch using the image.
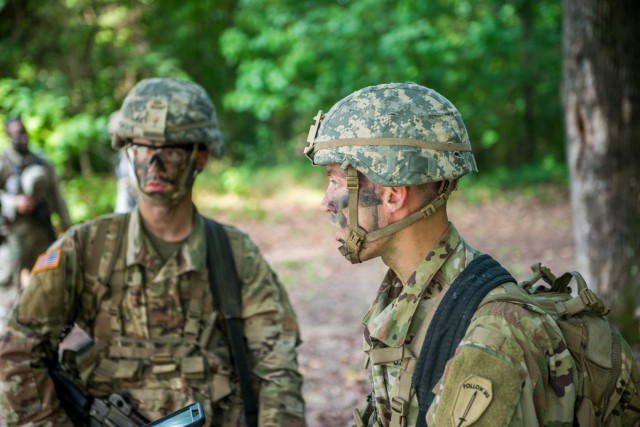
[338,167,368,263]
[338,166,456,264]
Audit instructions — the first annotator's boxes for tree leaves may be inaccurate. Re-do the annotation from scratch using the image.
[0,0,563,174]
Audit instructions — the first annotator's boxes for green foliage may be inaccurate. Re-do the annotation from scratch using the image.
[1,0,565,179]
[0,0,190,176]
[62,174,118,223]
[197,157,324,197]
[460,156,569,204]
[0,78,113,177]
[193,157,326,220]
[219,0,563,171]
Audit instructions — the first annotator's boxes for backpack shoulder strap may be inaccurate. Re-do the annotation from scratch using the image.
[61,213,129,342]
[203,217,258,427]
[86,213,129,286]
[412,254,515,427]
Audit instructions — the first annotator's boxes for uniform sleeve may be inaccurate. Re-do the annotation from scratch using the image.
[0,228,84,426]
[236,233,306,426]
[426,302,576,427]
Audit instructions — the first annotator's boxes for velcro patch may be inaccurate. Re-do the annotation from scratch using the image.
[32,248,61,273]
[451,375,493,427]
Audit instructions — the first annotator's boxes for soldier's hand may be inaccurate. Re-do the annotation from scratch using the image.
[15,194,36,214]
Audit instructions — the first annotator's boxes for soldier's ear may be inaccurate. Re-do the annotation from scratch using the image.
[381,186,408,214]
[195,149,209,171]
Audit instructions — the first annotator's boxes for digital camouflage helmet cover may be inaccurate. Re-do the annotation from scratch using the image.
[111,77,223,157]
[304,82,478,263]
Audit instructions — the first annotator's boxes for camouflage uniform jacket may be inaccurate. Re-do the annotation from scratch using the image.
[0,207,305,426]
[362,223,577,427]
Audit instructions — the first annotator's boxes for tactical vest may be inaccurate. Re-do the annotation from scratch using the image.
[63,213,249,424]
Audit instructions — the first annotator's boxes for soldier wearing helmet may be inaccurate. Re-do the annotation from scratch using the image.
[305,83,577,426]
[0,78,305,426]
[0,117,72,292]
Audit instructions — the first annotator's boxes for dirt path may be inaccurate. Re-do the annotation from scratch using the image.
[0,186,575,427]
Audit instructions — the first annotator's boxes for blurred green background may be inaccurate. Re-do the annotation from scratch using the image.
[0,0,566,222]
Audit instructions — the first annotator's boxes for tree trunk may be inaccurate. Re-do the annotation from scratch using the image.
[563,0,640,343]
[517,0,536,166]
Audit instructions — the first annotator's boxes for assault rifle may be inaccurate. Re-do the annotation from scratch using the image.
[50,360,205,426]
[49,360,149,426]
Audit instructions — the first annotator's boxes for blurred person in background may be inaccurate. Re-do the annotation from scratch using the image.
[0,117,71,292]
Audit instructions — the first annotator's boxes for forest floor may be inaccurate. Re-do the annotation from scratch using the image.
[0,182,576,427]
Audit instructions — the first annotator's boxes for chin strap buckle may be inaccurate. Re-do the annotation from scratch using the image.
[338,229,367,264]
[345,230,365,252]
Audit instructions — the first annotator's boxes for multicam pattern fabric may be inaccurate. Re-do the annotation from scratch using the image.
[0,207,305,426]
[615,341,640,425]
[113,78,224,157]
[305,83,478,186]
[361,223,577,426]
[483,275,640,426]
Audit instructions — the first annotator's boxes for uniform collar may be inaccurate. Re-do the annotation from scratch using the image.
[125,205,208,279]
[363,222,462,347]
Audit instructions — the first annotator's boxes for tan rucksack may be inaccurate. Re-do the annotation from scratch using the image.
[482,263,640,426]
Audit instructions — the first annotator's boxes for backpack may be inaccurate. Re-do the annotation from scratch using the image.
[488,263,640,426]
[412,255,640,427]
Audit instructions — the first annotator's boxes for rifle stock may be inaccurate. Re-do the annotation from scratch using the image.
[49,362,148,426]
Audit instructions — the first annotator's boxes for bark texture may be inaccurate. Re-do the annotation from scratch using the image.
[563,0,640,342]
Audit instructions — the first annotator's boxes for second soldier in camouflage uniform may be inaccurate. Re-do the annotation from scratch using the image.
[0,117,72,289]
[0,78,305,426]
[304,83,579,426]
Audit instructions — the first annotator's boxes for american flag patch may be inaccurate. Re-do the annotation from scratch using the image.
[32,249,62,273]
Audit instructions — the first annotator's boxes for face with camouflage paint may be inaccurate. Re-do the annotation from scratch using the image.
[5,119,30,155]
[127,137,204,204]
[321,165,386,262]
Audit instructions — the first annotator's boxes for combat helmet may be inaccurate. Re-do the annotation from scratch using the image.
[111,77,223,158]
[304,82,477,263]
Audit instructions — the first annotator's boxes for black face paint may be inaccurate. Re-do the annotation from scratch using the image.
[359,186,382,208]
[134,156,180,188]
[358,186,382,231]
[127,144,197,203]
[333,192,349,229]
[149,152,163,167]
[6,121,29,155]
